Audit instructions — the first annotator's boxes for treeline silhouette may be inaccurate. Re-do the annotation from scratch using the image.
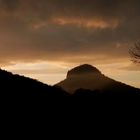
[74,88,140,97]
[0,68,140,98]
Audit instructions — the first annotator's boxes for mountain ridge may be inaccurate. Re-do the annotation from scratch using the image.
[0,64,140,97]
[56,64,140,94]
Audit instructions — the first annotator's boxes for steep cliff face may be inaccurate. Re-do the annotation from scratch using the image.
[66,64,101,79]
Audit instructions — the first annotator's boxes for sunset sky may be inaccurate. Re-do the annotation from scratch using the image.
[0,0,140,87]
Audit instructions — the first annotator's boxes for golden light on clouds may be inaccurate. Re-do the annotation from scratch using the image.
[53,17,120,29]
[31,17,120,30]
[32,17,120,30]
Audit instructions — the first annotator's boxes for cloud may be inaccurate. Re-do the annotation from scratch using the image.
[52,17,119,29]
[0,0,140,66]
[120,63,140,71]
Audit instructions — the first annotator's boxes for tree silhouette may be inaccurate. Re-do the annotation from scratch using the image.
[129,41,140,63]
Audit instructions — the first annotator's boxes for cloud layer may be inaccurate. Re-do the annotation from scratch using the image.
[0,0,140,66]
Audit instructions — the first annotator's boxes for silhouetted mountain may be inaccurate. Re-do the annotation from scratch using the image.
[0,64,140,98]
[0,69,68,98]
[56,64,140,96]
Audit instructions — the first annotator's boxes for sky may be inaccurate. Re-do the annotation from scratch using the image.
[0,0,140,87]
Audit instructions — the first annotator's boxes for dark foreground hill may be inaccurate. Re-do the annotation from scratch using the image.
[0,69,68,98]
[56,64,140,96]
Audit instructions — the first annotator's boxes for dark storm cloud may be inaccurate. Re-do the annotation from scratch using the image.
[0,0,140,65]
[1,0,140,17]
[0,0,19,11]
